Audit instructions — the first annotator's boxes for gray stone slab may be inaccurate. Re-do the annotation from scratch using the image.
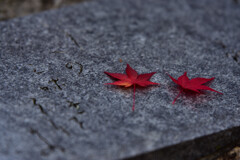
[0,0,240,160]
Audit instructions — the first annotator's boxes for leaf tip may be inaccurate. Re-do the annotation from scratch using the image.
[218,91,223,95]
[104,71,109,75]
[166,72,171,77]
[210,77,215,81]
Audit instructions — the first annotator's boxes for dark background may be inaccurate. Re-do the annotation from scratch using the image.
[0,0,87,21]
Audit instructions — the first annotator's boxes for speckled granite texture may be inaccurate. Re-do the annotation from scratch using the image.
[0,0,240,160]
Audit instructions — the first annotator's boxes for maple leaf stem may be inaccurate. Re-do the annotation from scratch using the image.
[172,89,183,105]
[132,84,136,111]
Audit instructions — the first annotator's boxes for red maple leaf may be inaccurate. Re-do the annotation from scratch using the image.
[167,72,223,104]
[104,64,159,111]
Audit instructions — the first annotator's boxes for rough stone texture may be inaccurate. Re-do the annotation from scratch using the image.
[0,0,240,160]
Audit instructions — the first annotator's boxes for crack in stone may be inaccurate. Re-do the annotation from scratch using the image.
[65,62,73,69]
[233,54,239,62]
[226,52,240,64]
[33,69,44,74]
[78,110,85,114]
[67,101,80,109]
[30,128,65,154]
[75,62,83,75]
[217,41,226,49]
[65,62,83,75]
[67,101,85,114]
[65,32,80,48]
[31,98,70,136]
[48,119,70,136]
[69,116,84,129]
[49,78,62,90]
[40,87,49,91]
[31,98,48,115]
[50,50,64,54]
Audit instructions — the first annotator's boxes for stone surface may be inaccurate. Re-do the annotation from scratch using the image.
[0,0,240,160]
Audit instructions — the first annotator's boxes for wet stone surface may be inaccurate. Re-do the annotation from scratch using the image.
[0,0,240,160]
